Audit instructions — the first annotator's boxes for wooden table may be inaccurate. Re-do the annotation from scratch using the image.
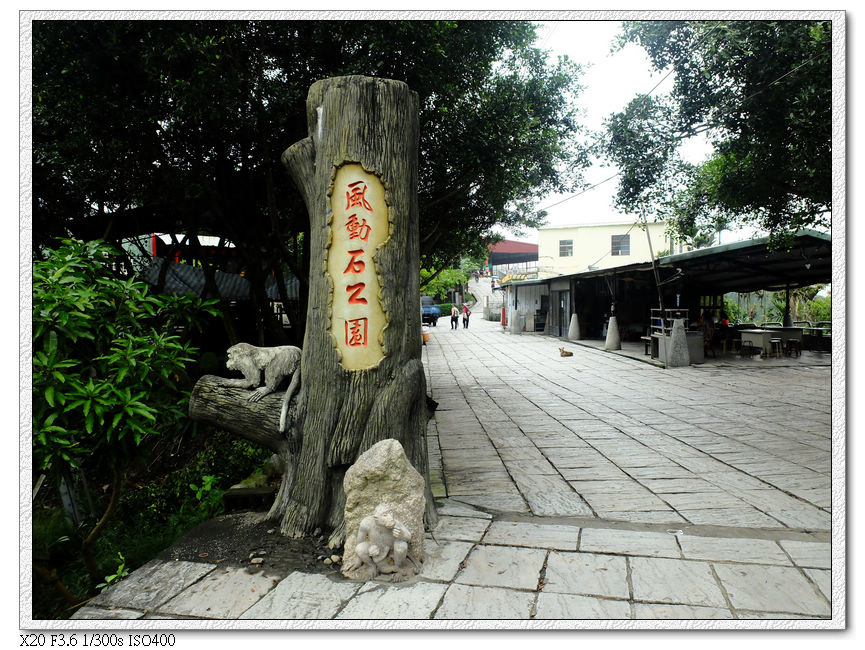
[740,327,803,357]
[739,329,775,357]
[762,326,804,344]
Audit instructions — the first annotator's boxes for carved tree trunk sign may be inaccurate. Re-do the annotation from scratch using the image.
[275,75,433,542]
[189,76,435,543]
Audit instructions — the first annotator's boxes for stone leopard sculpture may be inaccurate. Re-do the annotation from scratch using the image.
[213,343,301,433]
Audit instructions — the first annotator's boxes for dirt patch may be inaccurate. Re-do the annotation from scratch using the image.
[156,511,342,579]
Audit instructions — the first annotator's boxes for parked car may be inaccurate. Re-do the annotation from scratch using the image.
[421,296,441,326]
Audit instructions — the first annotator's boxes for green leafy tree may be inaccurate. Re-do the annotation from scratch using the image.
[802,290,831,324]
[767,284,828,322]
[32,21,588,344]
[32,239,218,597]
[420,267,470,302]
[604,20,831,241]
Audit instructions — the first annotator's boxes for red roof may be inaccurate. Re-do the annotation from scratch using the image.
[488,240,538,254]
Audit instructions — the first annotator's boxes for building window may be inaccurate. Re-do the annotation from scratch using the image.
[559,239,573,257]
[611,234,630,256]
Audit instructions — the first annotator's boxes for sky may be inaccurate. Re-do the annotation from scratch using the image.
[497,19,724,244]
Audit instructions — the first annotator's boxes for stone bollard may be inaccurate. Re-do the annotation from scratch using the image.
[667,318,691,367]
[604,316,621,350]
[567,313,581,340]
[509,309,522,335]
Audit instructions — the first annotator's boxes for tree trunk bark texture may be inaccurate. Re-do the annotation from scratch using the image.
[275,76,433,541]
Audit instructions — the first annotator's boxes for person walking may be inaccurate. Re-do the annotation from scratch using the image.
[450,304,460,330]
[462,303,471,329]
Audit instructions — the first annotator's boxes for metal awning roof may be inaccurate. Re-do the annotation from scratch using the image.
[505,230,832,295]
[143,258,300,300]
[657,230,832,293]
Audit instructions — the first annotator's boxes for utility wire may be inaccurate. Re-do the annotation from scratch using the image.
[537,45,822,215]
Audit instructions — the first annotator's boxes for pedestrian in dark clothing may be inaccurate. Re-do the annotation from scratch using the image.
[450,304,459,330]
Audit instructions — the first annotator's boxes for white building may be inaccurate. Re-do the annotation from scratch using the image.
[537,221,687,277]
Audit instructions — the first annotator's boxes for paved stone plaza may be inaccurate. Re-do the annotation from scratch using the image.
[70,316,837,624]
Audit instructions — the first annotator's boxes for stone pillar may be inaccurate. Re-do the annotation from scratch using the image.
[567,313,581,340]
[604,315,621,350]
[509,308,521,334]
[667,318,691,367]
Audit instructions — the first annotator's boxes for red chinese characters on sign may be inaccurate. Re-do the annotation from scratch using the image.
[345,317,368,348]
[343,183,373,344]
[343,249,366,274]
[345,282,368,305]
[330,166,386,367]
[346,214,372,242]
[346,181,373,212]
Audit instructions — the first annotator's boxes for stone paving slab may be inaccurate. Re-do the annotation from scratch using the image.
[455,545,546,590]
[596,510,688,525]
[581,492,674,512]
[435,499,493,519]
[637,478,720,493]
[482,521,580,551]
[633,603,734,619]
[677,535,792,566]
[713,564,831,616]
[431,516,490,542]
[661,492,753,510]
[157,566,277,618]
[629,556,728,608]
[804,568,831,601]
[239,572,360,619]
[523,490,595,517]
[534,592,632,619]
[543,552,629,599]
[420,539,474,582]
[450,493,530,513]
[90,559,215,611]
[71,606,145,620]
[434,584,535,619]
[766,508,831,530]
[334,582,448,619]
[579,528,681,558]
[778,539,831,568]
[677,507,785,528]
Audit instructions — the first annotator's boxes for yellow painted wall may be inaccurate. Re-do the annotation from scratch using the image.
[538,221,673,276]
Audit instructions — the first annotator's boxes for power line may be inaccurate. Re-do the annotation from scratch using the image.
[537,173,619,212]
[537,38,822,215]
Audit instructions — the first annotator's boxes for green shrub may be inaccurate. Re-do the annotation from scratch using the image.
[32,239,218,605]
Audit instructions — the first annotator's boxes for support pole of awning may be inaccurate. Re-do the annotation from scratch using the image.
[784,283,793,326]
[641,213,668,369]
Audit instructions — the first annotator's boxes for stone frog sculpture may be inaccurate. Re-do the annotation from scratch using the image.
[348,504,420,582]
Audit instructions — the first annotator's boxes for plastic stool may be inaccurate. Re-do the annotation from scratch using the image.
[786,339,802,358]
[770,338,783,358]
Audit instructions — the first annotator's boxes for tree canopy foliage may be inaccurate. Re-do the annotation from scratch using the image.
[603,20,832,243]
[33,20,587,344]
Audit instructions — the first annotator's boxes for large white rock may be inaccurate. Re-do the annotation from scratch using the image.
[342,439,425,581]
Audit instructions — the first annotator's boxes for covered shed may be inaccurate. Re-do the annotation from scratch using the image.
[656,229,831,294]
[487,239,539,275]
[503,230,832,340]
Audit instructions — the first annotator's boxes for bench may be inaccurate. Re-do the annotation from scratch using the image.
[641,336,652,355]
